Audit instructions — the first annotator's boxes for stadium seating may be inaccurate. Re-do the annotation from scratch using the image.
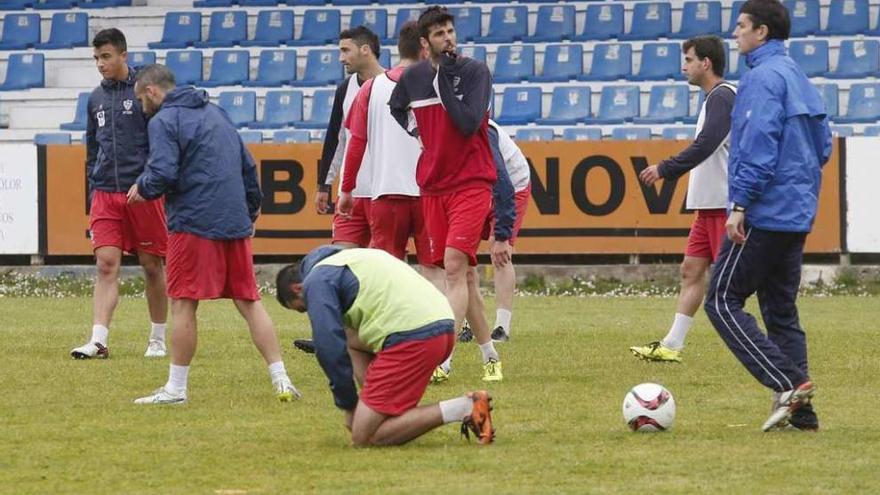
[0,13,41,50]
[815,83,839,119]
[289,10,340,46]
[611,127,652,140]
[59,92,90,131]
[195,11,248,48]
[218,91,256,128]
[148,12,202,49]
[830,125,854,136]
[576,4,624,41]
[478,6,528,43]
[36,13,88,50]
[622,2,671,40]
[165,50,204,86]
[34,0,76,9]
[827,40,879,78]
[662,127,697,139]
[242,49,297,87]
[528,5,576,42]
[80,0,132,7]
[350,9,388,41]
[241,10,295,47]
[200,50,250,87]
[581,43,632,81]
[530,44,583,83]
[495,86,542,125]
[493,45,535,83]
[0,1,33,10]
[634,85,690,124]
[294,49,343,87]
[34,133,72,145]
[789,40,829,77]
[632,43,682,81]
[863,126,880,136]
[0,53,44,91]
[515,128,555,141]
[727,1,746,36]
[587,85,640,124]
[128,51,156,67]
[726,51,750,80]
[536,87,590,125]
[379,48,391,68]
[784,0,820,36]
[387,8,422,44]
[836,83,880,123]
[193,0,235,7]
[823,0,869,35]
[273,129,311,143]
[238,130,264,143]
[299,89,336,128]
[562,127,603,141]
[249,90,303,129]
[674,1,722,38]
[458,45,487,63]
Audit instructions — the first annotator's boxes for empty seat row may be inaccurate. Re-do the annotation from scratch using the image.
[0,0,129,10]
[0,12,88,50]
[515,127,698,142]
[35,128,322,146]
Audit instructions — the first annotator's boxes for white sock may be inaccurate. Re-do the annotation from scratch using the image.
[268,361,288,381]
[166,364,189,394]
[661,313,694,350]
[440,353,453,372]
[494,308,512,335]
[150,322,166,342]
[439,396,473,424]
[478,341,499,363]
[90,324,109,346]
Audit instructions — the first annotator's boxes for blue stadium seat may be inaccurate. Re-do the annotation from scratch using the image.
[350,9,388,41]
[195,11,247,48]
[34,133,71,145]
[863,125,880,136]
[727,1,745,36]
[495,87,543,125]
[242,49,296,87]
[300,89,336,129]
[239,0,299,6]
[530,44,583,83]
[0,1,33,10]
[293,49,343,87]
[200,50,249,87]
[830,126,854,137]
[783,0,820,36]
[289,9,340,46]
[823,0,869,35]
[35,13,88,49]
[379,48,391,68]
[193,0,235,6]
[674,1,722,38]
[148,12,202,49]
[60,92,90,131]
[377,0,412,4]
[334,0,371,5]
[387,8,422,44]
[33,0,75,9]
[241,10,295,47]
[814,83,839,119]
[165,50,203,85]
[580,43,632,81]
[622,2,671,40]
[218,91,256,128]
[828,40,879,79]
[634,85,690,124]
[726,51,749,80]
[238,130,264,144]
[611,127,652,140]
[128,51,156,67]
[632,43,682,81]
[250,90,303,129]
[587,85,640,124]
[536,87,590,125]
[274,129,311,143]
[0,53,44,90]
[562,127,602,141]
[515,128,555,142]
[836,83,880,123]
[789,40,829,77]
[493,45,535,83]
[0,14,40,50]
[662,127,697,140]
[458,45,487,63]
[477,6,528,43]
[450,6,481,43]
[80,0,131,7]
[577,4,624,41]
[528,5,575,42]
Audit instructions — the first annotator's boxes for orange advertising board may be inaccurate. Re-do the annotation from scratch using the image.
[41,140,841,256]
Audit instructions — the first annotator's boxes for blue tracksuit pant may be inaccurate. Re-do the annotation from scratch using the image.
[704,227,811,392]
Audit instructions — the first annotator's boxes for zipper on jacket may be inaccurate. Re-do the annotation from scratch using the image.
[112,84,119,192]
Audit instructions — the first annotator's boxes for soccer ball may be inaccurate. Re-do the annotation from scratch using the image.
[622,383,676,432]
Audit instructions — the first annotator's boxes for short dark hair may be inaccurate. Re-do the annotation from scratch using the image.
[339,25,380,59]
[92,28,127,53]
[135,64,176,92]
[683,35,726,77]
[739,0,791,40]
[275,264,303,309]
[418,6,455,39]
[398,21,422,61]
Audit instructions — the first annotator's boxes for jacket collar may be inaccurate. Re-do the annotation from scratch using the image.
[746,39,785,69]
[100,65,136,89]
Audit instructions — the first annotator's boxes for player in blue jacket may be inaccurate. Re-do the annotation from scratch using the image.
[704,0,832,432]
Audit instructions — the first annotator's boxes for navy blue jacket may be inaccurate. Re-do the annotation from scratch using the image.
[487,124,516,241]
[86,66,150,193]
[729,40,832,232]
[136,87,262,240]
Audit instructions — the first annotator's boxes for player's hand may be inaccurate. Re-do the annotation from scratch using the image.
[491,240,512,268]
[315,191,330,214]
[726,210,747,244]
[639,165,662,186]
[126,183,145,204]
[344,410,354,432]
[338,191,354,217]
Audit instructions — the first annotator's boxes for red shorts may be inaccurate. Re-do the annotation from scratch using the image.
[421,187,493,267]
[368,195,431,265]
[360,331,455,416]
[484,184,530,246]
[165,232,259,301]
[685,209,727,261]
[89,190,167,256]
[332,197,371,247]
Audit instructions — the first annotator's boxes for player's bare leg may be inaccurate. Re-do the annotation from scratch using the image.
[71,246,122,359]
[443,247,470,329]
[133,298,196,404]
[492,253,516,341]
[420,264,446,293]
[466,268,502,381]
[233,299,300,401]
[138,250,168,357]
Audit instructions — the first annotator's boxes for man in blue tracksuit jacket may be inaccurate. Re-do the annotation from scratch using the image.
[704,0,832,432]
